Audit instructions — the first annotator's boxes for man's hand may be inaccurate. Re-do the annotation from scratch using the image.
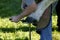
[9,16,20,23]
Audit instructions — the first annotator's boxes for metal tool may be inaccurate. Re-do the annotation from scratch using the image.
[29,23,31,40]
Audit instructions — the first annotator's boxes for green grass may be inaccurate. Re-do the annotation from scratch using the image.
[0,14,60,40]
[0,0,60,40]
[0,13,60,40]
[52,15,60,40]
[0,0,22,18]
[0,17,40,40]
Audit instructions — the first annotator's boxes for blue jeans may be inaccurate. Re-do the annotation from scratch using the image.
[40,18,52,40]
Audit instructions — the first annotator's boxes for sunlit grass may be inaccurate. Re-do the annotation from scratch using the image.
[0,15,60,40]
[0,0,60,40]
[0,17,40,40]
[52,15,60,40]
[52,15,57,28]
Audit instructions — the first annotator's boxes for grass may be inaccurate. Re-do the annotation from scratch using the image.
[52,15,60,40]
[0,0,60,40]
[0,12,60,40]
[0,17,40,40]
[0,14,60,40]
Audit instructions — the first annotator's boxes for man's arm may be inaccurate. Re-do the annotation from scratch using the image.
[10,0,37,22]
[17,2,37,19]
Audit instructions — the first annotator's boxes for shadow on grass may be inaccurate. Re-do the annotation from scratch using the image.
[52,28,55,31]
[0,26,59,33]
[52,27,60,32]
[0,0,22,18]
[0,26,36,33]
[0,38,3,40]
[0,37,28,40]
[15,37,28,40]
[52,9,57,16]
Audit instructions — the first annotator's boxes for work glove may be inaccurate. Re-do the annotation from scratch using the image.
[21,17,37,26]
[9,16,20,23]
[9,16,37,26]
